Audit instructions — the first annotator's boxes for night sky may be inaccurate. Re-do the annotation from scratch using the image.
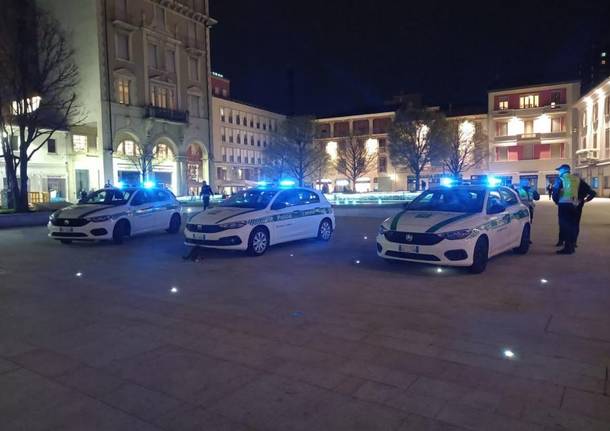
[210,0,610,117]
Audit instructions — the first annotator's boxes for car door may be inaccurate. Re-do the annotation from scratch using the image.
[150,189,173,230]
[295,189,323,239]
[129,190,155,233]
[498,187,523,246]
[269,190,302,243]
[485,189,512,255]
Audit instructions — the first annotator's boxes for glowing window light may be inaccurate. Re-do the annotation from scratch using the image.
[336,179,349,187]
[533,114,551,134]
[507,117,524,136]
[459,120,475,143]
[326,141,338,160]
[11,96,41,114]
[365,138,378,155]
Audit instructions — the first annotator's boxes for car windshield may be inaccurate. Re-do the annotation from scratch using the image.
[80,189,135,205]
[406,188,485,213]
[219,189,277,209]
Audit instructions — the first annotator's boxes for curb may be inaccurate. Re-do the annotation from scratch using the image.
[0,212,52,229]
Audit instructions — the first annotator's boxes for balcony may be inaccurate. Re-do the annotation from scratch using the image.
[492,103,567,117]
[145,106,189,123]
[576,148,599,164]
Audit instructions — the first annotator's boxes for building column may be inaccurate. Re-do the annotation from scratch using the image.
[175,155,188,197]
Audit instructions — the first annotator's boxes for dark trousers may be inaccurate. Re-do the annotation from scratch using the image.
[528,205,534,222]
[558,204,579,246]
[202,196,210,210]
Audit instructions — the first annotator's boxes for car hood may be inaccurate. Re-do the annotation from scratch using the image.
[54,204,118,219]
[387,210,479,233]
[189,206,262,225]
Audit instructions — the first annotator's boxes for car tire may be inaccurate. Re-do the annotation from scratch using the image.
[317,218,333,241]
[60,239,72,245]
[247,227,269,256]
[167,213,181,234]
[513,224,531,255]
[469,236,489,274]
[112,220,129,245]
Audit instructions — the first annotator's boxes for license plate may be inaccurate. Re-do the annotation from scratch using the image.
[399,244,419,253]
[193,233,206,240]
[59,227,74,233]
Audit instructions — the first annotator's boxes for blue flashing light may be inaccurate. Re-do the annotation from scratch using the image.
[115,181,125,189]
[143,180,155,189]
[486,175,502,187]
[279,179,296,187]
[440,177,454,187]
[257,181,269,187]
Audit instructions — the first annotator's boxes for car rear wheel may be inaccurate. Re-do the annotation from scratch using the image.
[317,219,333,241]
[513,224,531,255]
[112,220,130,245]
[167,213,181,234]
[469,236,488,274]
[247,227,269,256]
[60,239,72,245]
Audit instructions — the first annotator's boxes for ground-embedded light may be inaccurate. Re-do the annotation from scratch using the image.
[75,272,83,277]
[363,236,368,240]
[436,267,443,273]
[170,286,178,294]
[503,349,515,358]
[355,259,361,264]
[540,278,548,284]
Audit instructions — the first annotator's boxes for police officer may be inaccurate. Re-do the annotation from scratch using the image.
[199,180,214,211]
[515,179,540,222]
[552,164,595,254]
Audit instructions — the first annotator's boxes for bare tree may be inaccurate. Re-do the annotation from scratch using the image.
[335,134,377,192]
[0,1,82,211]
[388,106,447,191]
[116,139,156,184]
[264,116,327,186]
[441,119,488,178]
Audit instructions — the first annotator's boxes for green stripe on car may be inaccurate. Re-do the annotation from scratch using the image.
[425,213,476,233]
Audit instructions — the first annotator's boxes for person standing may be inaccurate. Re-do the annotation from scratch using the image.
[546,183,553,200]
[552,164,594,254]
[515,179,540,222]
[199,181,213,211]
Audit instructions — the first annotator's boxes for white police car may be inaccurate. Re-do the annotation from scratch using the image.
[377,184,531,273]
[48,186,182,244]
[184,185,335,255]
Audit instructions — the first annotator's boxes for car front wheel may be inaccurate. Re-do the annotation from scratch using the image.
[112,220,130,245]
[469,236,489,274]
[247,227,269,256]
[317,219,333,241]
[167,213,181,234]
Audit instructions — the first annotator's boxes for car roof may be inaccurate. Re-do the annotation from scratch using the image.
[428,185,488,191]
[248,186,319,193]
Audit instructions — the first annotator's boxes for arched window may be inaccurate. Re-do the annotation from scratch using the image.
[116,139,140,157]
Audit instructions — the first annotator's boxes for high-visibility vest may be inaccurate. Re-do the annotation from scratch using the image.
[517,188,530,203]
[559,174,580,205]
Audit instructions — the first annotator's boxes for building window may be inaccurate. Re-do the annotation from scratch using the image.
[117,139,139,156]
[495,121,508,137]
[228,129,234,143]
[166,49,176,73]
[496,147,508,161]
[73,135,87,153]
[188,57,200,81]
[606,128,610,156]
[605,98,610,119]
[498,98,508,110]
[116,33,130,60]
[551,116,565,133]
[593,133,598,149]
[117,78,131,105]
[582,111,587,128]
[148,43,159,69]
[250,136,254,145]
[221,147,226,162]
[188,94,201,117]
[550,91,561,105]
[220,107,225,122]
[519,94,539,109]
[378,155,387,173]
[154,5,166,30]
[155,143,172,160]
[221,127,226,143]
[250,119,254,128]
[236,132,241,144]
[593,103,599,129]
[47,139,56,154]
[150,84,176,109]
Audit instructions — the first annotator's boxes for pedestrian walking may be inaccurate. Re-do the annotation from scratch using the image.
[546,183,553,200]
[199,181,213,211]
[552,164,595,254]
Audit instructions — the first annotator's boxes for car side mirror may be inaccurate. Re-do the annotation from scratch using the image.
[271,202,287,211]
[488,203,506,215]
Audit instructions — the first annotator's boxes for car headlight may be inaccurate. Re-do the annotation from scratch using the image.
[218,220,247,229]
[438,228,476,240]
[378,224,389,235]
[86,215,112,223]
[49,212,58,221]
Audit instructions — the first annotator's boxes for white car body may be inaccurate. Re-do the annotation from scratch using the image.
[48,187,182,242]
[184,187,335,252]
[377,185,531,268]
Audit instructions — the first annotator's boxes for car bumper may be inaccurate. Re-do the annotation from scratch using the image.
[376,233,477,267]
[184,225,250,250]
[48,221,113,241]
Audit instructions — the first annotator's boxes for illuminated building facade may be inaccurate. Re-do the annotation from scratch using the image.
[488,82,580,191]
[574,76,610,196]
[211,74,285,195]
[27,0,215,200]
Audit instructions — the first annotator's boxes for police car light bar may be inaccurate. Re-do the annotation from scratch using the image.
[279,179,296,187]
[440,177,455,187]
[486,175,502,187]
[143,181,155,189]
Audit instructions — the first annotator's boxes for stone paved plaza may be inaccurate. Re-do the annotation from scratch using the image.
[1,200,610,430]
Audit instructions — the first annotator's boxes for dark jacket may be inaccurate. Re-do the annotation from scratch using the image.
[200,185,213,197]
